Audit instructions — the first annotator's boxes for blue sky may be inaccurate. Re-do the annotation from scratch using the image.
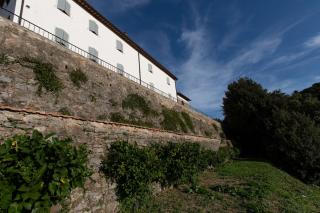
[88,0,320,118]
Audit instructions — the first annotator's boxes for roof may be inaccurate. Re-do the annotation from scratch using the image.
[73,0,178,80]
[177,92,191,101]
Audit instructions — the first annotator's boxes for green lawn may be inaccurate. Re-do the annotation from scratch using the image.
[146,160,320,213]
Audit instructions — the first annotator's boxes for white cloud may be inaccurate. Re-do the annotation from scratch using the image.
[176,21,283,115]
[305,34,320,48]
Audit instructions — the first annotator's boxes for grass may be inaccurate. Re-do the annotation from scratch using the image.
[122,94,158,116]
[142,160,320,213]
[181,112,195,132]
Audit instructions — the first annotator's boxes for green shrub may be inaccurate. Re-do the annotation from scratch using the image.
[0,54,9,65]
[69,68,88,88]
[122,94,157,116]
[20,57,63,96]
[58,107,73,116]
[110,112,126,123]
[101,141,161,200]
[181,112,195,132]
[101,141,237,210]
[0,131,91,212]
[161,108,188,133]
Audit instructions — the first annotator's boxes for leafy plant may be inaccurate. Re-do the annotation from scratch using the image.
[161,108,188,133]
[0,131,91,212]
[122,94,157,116]
[0,54,10,65]
[101,141,237,210]
[19,57,63,96]
[181,112,195,132]
[110,112,126,123]
[69,68,88,88]
[58,107,73,116]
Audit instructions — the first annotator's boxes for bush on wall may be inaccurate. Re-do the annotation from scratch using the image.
[0,131,91,212]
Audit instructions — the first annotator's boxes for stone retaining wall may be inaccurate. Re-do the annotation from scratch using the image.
[0,107,221,212]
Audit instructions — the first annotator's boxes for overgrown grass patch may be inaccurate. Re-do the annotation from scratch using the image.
[148,160,320,213]
[69,68,88,88]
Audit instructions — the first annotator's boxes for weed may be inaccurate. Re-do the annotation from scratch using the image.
[58,107,73,116]
[97,114,109,121]
[181,112,195,132]
[19,57,63,96]
[0,54,10,65]
[69,68,88,88]
[110,112,126,123]
[161,108,188,133]
[122,94,158,116]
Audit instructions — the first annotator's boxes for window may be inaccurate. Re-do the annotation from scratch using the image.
[167,77,171,85]
[149,82,155,90]
[55,27,69,47]
[148,64,153,73]
[89,20,98,35]
[88,47,98,62]
[57,0,70,16]
[116,40,123,53]
[117,63,124,75]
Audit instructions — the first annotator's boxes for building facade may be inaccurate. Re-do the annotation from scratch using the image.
[0,0,178,100]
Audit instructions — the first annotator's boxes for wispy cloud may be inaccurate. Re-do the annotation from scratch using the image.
[305,33,320,48]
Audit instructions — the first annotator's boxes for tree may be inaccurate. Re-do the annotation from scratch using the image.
[222,78,320,185]
[222,78,268,157]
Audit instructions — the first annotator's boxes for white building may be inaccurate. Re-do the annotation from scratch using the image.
[0,0,180,101]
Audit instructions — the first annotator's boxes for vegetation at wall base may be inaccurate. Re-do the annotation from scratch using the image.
[223,78,320,185]
[0,131,91,212]
[69,68,88,88]
[101,141,237,211]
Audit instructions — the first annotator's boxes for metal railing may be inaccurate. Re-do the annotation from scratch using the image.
[0,7,178,102]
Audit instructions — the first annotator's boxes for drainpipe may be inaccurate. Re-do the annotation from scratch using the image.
[18,0,25,25]
[138,52,142,85]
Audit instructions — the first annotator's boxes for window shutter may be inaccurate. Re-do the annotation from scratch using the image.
[88,47,98,62]
[65,1,71,16]
[150,82,155,90]
[57,0,65,11]
[55,27,68,47]
[117,63,124,75]
[116,40,123,52]
[57,0,70,16]
[89,20,98,35]
[148,64,153,73]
